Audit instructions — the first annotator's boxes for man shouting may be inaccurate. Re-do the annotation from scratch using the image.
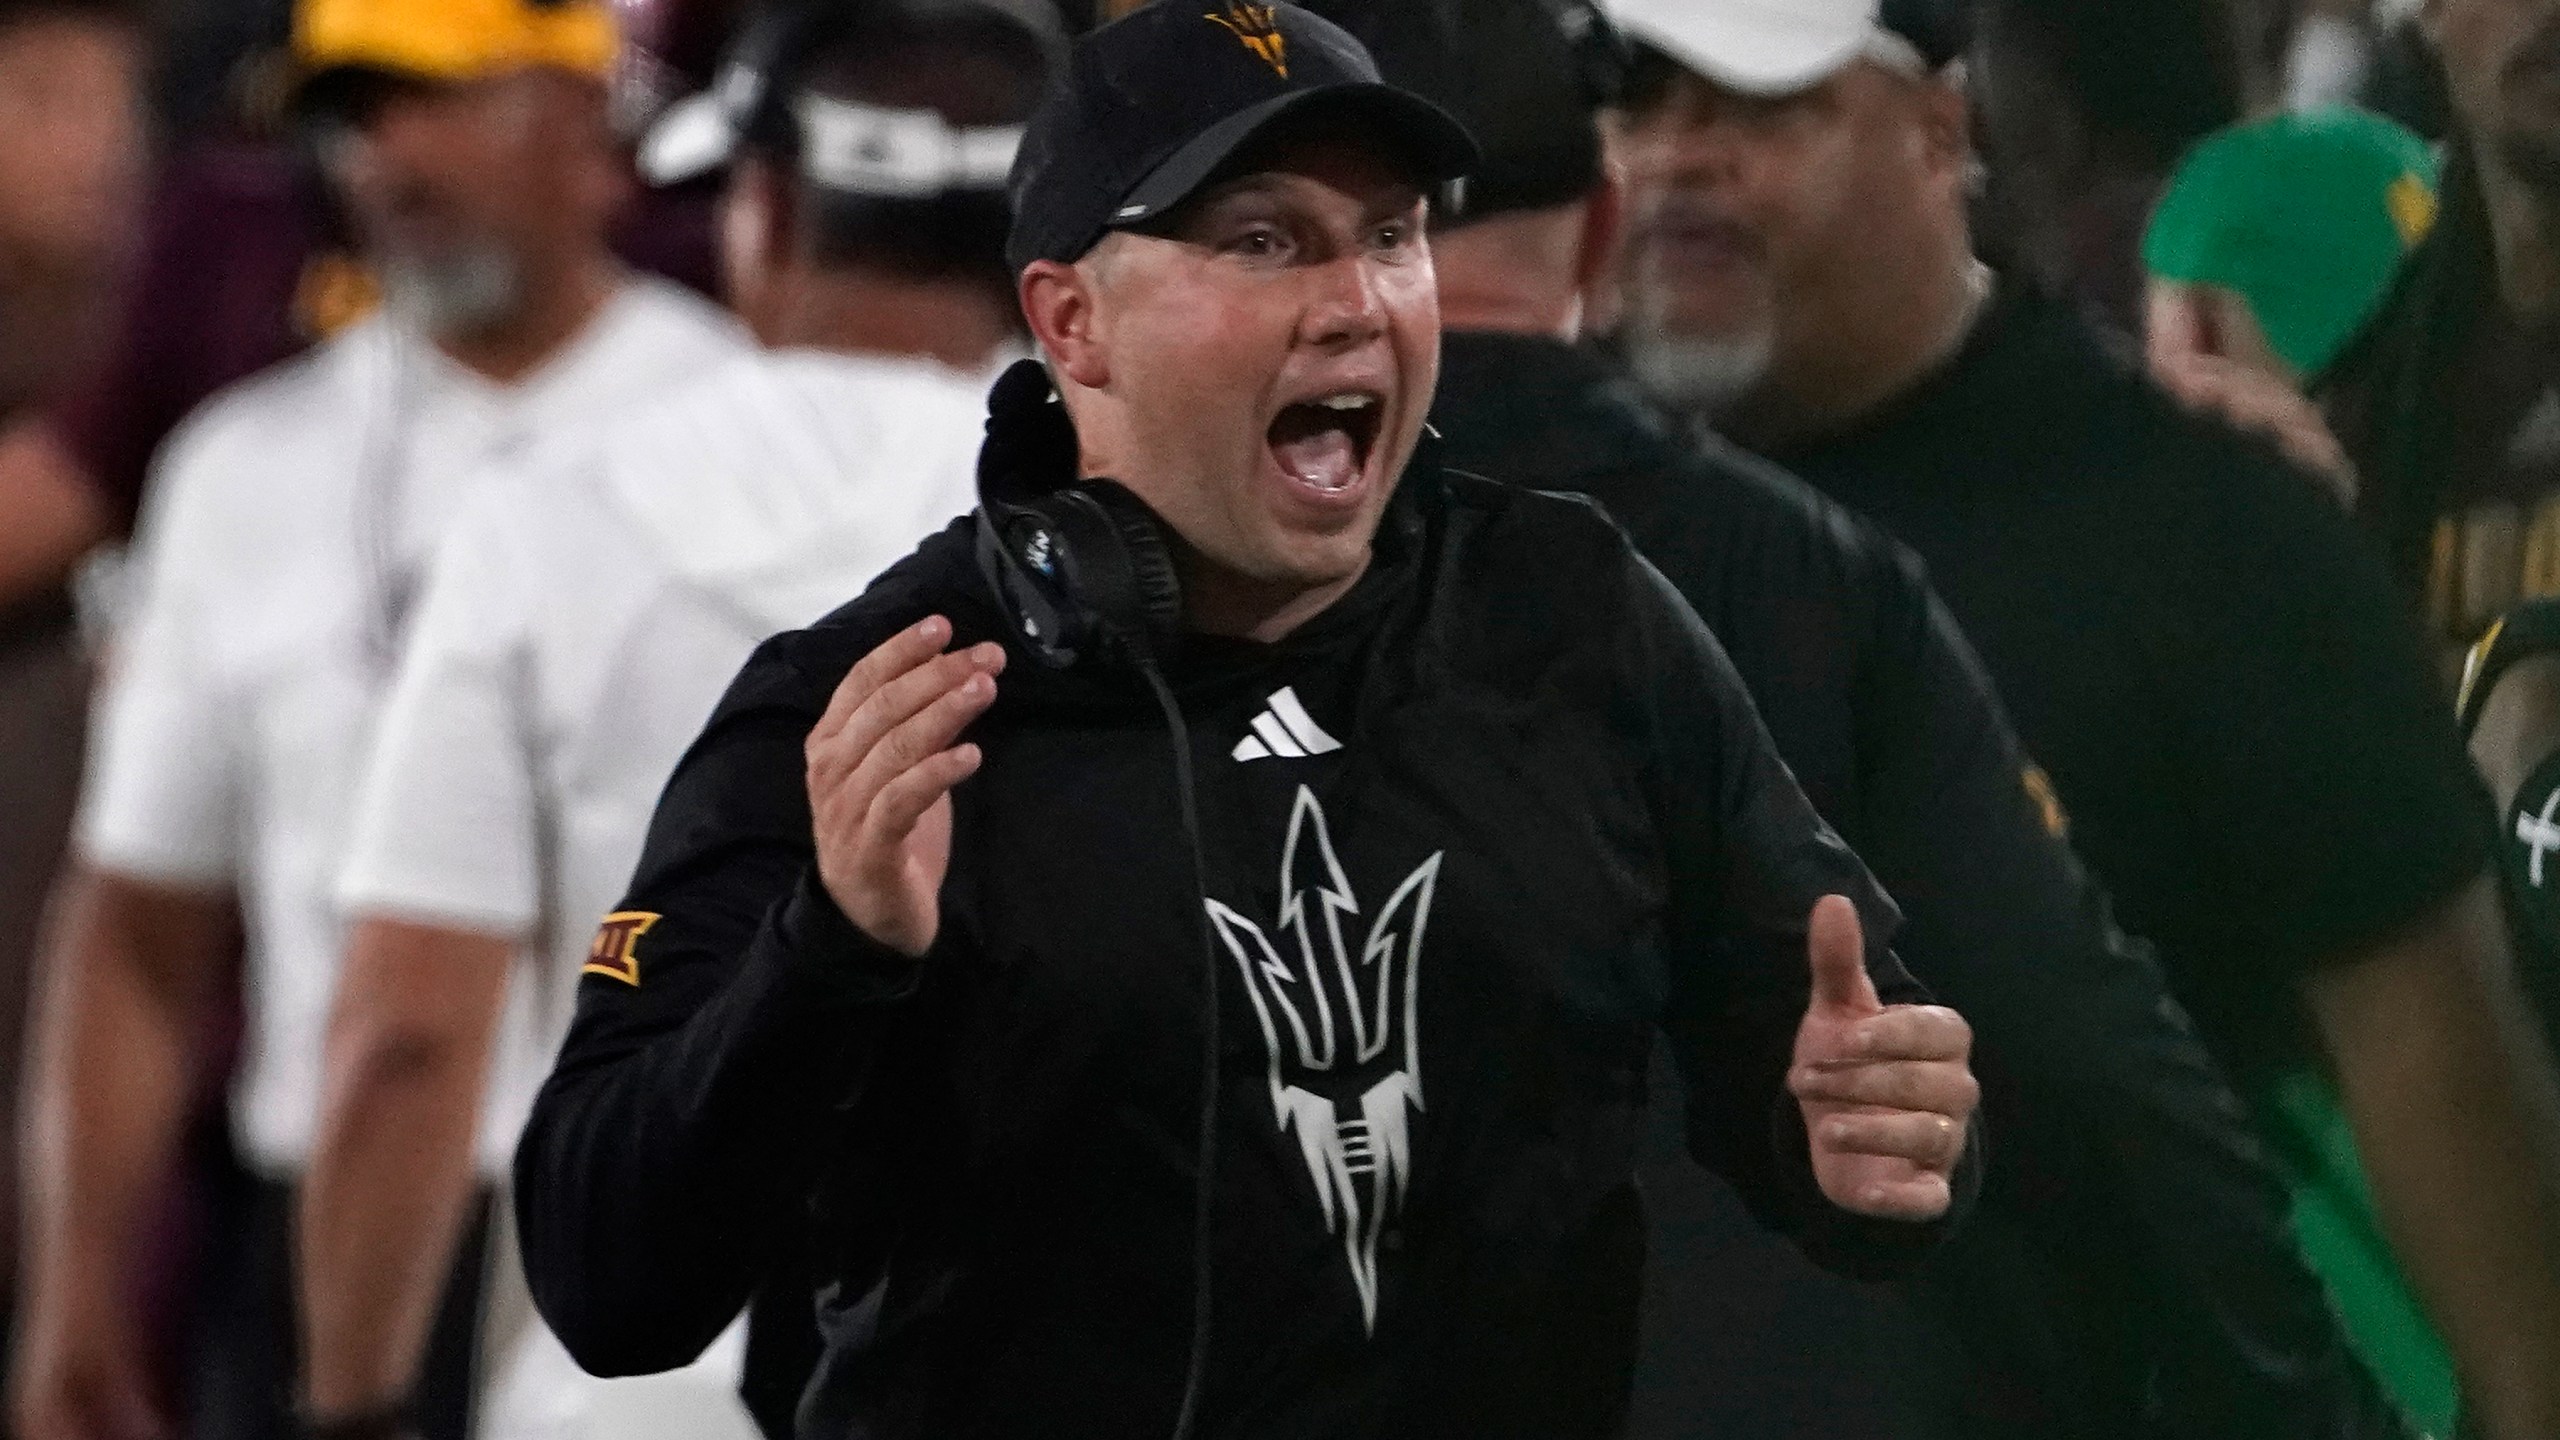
[513,5,1980,1436]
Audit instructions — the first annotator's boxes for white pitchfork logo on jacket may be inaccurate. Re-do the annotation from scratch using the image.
[1207,786,1443,1332]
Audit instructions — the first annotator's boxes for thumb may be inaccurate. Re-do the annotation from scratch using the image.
[1806,894,1881,1016]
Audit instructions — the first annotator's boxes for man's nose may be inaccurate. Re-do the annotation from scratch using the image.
[1642,115,1748,191]
[1299,254,1389,350]
[341,95,446,188]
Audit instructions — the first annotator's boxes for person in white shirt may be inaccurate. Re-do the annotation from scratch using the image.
[9,3,746,1439]
[298,2,1059,1436]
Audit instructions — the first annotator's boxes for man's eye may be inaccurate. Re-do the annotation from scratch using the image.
[1226,226,1287,257]
[1372,222,1413,251]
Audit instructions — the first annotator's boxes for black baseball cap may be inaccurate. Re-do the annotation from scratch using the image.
[1302,0,1626,223]
[1003,0,1480,274]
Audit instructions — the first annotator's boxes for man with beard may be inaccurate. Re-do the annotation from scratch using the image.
[299,3,1056,1436]
[512,6,1982,1436]
[1300,0,2414,1435]
[2329,0,2560,651]
[9,2,744,1438]
[1609,1,2560,1436]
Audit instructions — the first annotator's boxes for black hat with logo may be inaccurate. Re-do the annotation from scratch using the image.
[1003,0,1479,274]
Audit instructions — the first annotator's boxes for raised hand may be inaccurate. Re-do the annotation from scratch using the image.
[804,616,1005,957]
[2150,350,2358,506]
[1788,895,1978,1221]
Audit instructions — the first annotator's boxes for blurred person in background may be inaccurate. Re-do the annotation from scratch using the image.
[0,0,743,632]
[1969,0,2244,339]
[1318,0,2413,1436]
[2326,0,2560,654]
[1,0,368,638]
[2428,0,2560,1299]
[1610,0,2560,1435]
[0,23,740,1413]
[2141,105,2440,500]
[2439,0,2560,1129]
[2447,603,2560,1277]
[1341,0,2416,1424]
[0,0,141,420]
[8,1,746,1438]
[2139,101,2466,1424]
[0,0,142,1381]
[295,2,1054,1437]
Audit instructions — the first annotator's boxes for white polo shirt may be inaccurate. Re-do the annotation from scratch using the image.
[75,278,748,1179]
[333,346,987,1439]
[338,346,985,1116]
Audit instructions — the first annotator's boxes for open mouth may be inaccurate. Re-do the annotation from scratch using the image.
[1646,213,1765,277]
[1267,391,1385,499]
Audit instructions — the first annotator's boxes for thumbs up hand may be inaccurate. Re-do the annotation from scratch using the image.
[1790,895,1978,1221]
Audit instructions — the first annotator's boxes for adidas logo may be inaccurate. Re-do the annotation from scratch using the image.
[1232,686,1341,762]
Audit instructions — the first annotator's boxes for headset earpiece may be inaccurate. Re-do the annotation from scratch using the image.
[973,362,1183,671]
[1077,481,1184,646]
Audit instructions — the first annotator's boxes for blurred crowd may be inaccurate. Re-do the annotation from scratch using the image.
[4,0,2560,1437]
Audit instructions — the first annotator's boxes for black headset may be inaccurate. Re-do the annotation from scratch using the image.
[969,359,1222,1440]
[972,359,1185,670]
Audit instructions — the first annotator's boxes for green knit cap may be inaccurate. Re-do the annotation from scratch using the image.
[2143,107,2440,378]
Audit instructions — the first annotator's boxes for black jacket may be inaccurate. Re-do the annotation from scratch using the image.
[513,433,1974,1440]
[1432,330,2410,1440]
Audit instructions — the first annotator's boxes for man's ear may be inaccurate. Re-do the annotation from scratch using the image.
[749,161,803,268]
[1020,253,1111,390]
[1575,162,1631,335]
[1575,164,1628,293]
[1915,76,1973,183]
[717,159,795,330]
[721,159,798,297]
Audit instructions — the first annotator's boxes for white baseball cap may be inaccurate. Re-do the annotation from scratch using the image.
[638,0,1064,191]
[1609,0,1954,98]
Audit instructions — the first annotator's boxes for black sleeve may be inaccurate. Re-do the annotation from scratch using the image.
[1631,555,1983,1281]
[512,628,939,1377]
[1857,570,2414,1436]
[2170,446,2491,975]
[2456,598,2560,1109]
[2456,596,2560,733]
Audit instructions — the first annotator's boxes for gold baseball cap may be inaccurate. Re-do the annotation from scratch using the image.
[293,0,619,94]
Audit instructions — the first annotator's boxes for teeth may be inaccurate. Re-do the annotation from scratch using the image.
[1314,393,1377,412]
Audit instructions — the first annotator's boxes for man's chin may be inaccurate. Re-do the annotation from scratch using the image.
[1177,533,1375,639]
[1260,531,1374,592]
[1624,324,1776,420]
[381,248,526,339]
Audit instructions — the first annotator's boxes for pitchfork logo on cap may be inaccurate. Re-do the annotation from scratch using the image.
[1206,2,1288,76]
